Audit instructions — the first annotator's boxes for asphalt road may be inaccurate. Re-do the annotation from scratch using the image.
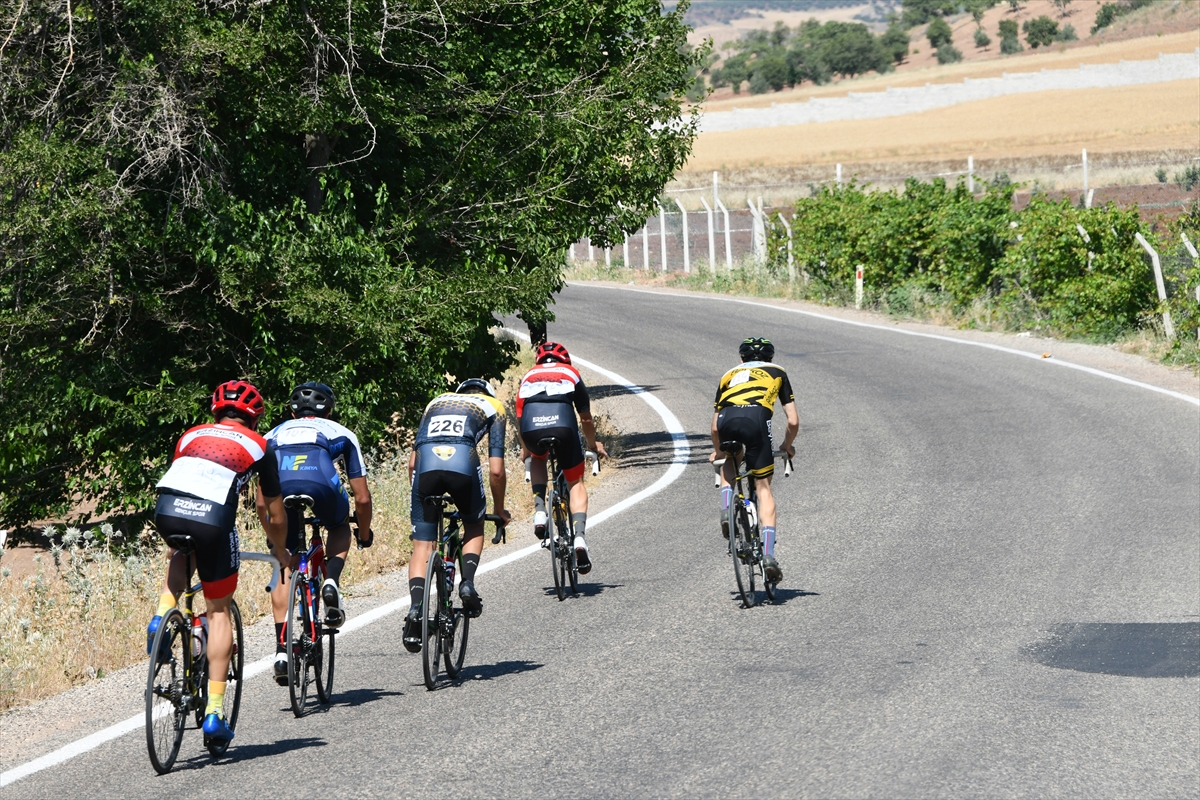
[6,284,1198,798]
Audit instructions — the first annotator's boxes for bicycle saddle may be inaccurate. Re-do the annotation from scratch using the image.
[283,494,315,510]
[163,533,196,551]
[720,440,745,456]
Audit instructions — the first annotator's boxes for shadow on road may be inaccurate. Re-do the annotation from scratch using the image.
[616,431,711,470]
[334,687,406,708]
[455,659,544,683]
[541,582,623,599]
[177,737,327,770]
[725,588,819,607]
[587,383,664,401]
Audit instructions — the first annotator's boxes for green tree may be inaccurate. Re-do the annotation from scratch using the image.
[974,27,993,48]
[1053,0,1074,16]
[926,17,955,49]
[937,44,964,64]
[901,0,960,27]
[998,18,1024,53]
[880,23,912,65]
[0,0,701,528]
[1023,15,1059,48]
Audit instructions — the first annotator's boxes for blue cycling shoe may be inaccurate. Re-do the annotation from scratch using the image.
[202,713,235,742]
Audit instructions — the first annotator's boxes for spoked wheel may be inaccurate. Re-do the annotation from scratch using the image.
[731,502,759,608]
[145,609,190,774]
[421,550,444,690]
[312,567,334,705]
[564,518,579,596]
[548,490,565,601]
[443,601,470,679]
[286,570,316,717]
[207,601,244,757]
[761,551,778,604]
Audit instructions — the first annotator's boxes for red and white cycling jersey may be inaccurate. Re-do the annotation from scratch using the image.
[516,362,590,417]
[157,423,272,505]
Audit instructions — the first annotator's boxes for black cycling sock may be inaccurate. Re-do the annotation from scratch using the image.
[461,553,481,583]
[274,622,286,653]
[326,555,345,584]
[532,484,547,513]
[408,577,425,608]
[572,512,587,538]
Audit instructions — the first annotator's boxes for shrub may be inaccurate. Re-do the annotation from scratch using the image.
[927,17,954,48]
[974,28,992,48]
[1175,166,1200,192]
[1156,167,1168,183]
[1055,24,1078,41]
[881,23,911,64]
[1000,34,1023,53]
[937,44,964,64]
[1023,15,1059,48]
[749,70,770,94]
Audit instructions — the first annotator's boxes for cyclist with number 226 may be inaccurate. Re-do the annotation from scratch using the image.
[517,342,608,574]
[403,379,512,653]
[149,380,288,744]
[260,382,374,684]
[711,338,798,583]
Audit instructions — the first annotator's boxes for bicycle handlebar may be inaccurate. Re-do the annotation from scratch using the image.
[240,552,282,593]
[486,513,508,545]
[711,450,794,486]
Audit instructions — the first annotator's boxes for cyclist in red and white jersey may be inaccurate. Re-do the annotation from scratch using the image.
[516,342,607,573]
[149,380,288,744]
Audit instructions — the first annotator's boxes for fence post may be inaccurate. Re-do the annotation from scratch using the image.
[1134,232,1175,339]
[713,171,719,211]
[747,198,764,262]
[700,197,716,274]
[855,264,864,309]
[968,155,974,193]
[836,163,842,187]
[605,246,611,268]
[674,198,691,273]
[659,204,668,272]
[1184,233,1199,341]
[716,199,732,270]
[1082,148,1089,205]
[569,243,575,262]
[642,221,649,271]
[588,239,594,262]
[778,213,794,281]
[623,233,630,270]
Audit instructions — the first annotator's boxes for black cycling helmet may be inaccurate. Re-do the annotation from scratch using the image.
[456,378,496,398]
[739,337,775,362]
[290,381,336,418]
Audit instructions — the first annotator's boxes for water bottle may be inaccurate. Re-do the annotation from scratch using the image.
[192,613,208,659]
[745,499,758,530]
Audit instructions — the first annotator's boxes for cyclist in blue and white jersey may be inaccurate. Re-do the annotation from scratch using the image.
[258,382,373,684]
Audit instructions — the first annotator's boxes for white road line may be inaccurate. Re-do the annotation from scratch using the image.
[571,283,1200,407]
[0,347,690,788]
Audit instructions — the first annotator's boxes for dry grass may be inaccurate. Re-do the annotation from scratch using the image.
[684,80,1200,177]
[0,338,625,712]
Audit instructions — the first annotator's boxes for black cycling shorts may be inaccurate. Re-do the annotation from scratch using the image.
[519,402,585,482]
[716,405,775,479]
[279,477,351,553]
[155,492,241,599]
[410,442,486,541]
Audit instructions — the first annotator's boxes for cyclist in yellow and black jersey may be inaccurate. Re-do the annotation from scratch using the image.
[711,337,799,583]
[402,379,511,653]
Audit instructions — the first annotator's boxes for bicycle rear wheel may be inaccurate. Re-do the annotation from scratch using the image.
[548,487,565,601]
[421,550,444,690]
[762,551,778,603]
[561,508,579,595]
[145,609,190,774]
[731,501,759,608]
[207,600,244,757]
[314,568,335,704]
[443,604,469,679]
[286,569,315,716]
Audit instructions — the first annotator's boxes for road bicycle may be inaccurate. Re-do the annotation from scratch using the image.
[713,444,792,608]
[282,494,337,717]
[419,494,506,690]
[525,440,599,601]
[145,538,279,774]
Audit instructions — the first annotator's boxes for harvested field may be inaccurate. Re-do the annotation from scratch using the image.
[684,79,1199,173]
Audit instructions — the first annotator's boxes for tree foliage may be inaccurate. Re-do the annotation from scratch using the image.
[1023,15,1059,48]
[926,17,954,49]
[0,0,701,528]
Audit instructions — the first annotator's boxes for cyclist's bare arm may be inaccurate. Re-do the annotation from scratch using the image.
[407,450,417,483]
[709,410,722,462]
[780,401,800,457]
[578,411,609,459]
[260,491,289,556]
[349,475,373,537]
[488,455,510,523]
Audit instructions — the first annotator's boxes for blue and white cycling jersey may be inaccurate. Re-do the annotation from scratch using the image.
[265,417,367,480]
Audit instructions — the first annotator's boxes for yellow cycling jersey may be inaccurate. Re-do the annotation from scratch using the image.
[415,393,508,458]
[714,362,795,411]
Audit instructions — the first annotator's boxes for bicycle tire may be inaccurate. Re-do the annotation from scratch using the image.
[560,505,579,595]
[207,600,244,757]
[762,554,778,603]
[286,569,314,716]
[314,567,335,704]
[443,603,469,679]
[547,485,565,601]
[421,550,444,690]
[145,609,189,774]
[731,501,758,608]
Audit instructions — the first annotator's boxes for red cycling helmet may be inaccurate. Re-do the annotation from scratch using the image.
[211,380,265,424]
[535,341,571,365]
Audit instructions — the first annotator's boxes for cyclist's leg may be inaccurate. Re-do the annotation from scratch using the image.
[452,463,487,612]
[521,431,550,536]
[271,503,303,675]
[189,523,240,736]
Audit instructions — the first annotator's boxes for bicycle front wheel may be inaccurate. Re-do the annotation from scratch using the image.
[731,502,759,608]
[443,603,469,679]
[207,600,244,757]
[421,551,444,690]
[145,609,190,774]
[286,569,314,716]
[315,568,335,704]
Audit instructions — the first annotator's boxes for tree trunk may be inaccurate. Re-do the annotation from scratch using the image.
[305,133,331,214]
